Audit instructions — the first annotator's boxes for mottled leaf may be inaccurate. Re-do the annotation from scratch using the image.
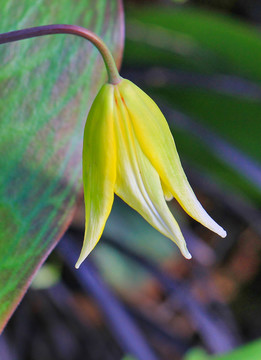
[0,0,124,331]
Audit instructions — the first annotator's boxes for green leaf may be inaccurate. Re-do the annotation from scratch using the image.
[216,339,261,360]
[185,339,261,360]
[0,0,124,331]
[31,263,61,290]
[185,348,209,360]
[125,6,261,81]
[124,5,261,203]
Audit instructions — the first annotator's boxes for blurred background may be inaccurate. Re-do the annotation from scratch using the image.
[2,0,261,359]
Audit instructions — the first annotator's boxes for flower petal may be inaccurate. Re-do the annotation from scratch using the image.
[114,87,191,259]
[161,180,174,201]
[119,79,226,238]
[75,85,116,268]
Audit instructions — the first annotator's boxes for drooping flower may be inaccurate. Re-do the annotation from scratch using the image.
[75,78,226,268]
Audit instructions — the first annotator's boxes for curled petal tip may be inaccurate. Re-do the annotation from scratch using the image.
[220,229,227,238]
[182,248,192,260]
[75,260,82,269]
[211,222,227,238]
[75,248,91,269]
[185,252,192,260]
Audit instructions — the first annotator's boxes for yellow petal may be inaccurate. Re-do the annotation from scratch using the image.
[113,87,191,259]
[161,180,174,201]
[75,85,116,268]
[118,79,226,238]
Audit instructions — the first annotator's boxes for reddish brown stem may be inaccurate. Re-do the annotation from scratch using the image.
[0,24,121,84]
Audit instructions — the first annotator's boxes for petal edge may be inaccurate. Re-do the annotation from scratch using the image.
[76,85,116,268]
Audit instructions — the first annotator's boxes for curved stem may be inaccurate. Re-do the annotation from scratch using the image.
[0,24,122,85]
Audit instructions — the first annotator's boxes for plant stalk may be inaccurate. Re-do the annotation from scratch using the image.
[0,24,121,85]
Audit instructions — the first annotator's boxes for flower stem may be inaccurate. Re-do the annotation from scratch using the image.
[0,24,122,85]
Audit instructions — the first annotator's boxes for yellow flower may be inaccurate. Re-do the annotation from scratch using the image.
[75,78,226,268]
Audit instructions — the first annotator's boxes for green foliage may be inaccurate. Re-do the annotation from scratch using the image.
[185,348,209,360]
[0,0,123,331]
[185,339,261,360]
[31,263,61,289]
[125,6,261,204]
[125,6,261,81]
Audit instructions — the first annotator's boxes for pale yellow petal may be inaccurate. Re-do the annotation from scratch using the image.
[75,85,116,268]
[161,180,174,201]
[114,87,191,259]
[118,79,226,239]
